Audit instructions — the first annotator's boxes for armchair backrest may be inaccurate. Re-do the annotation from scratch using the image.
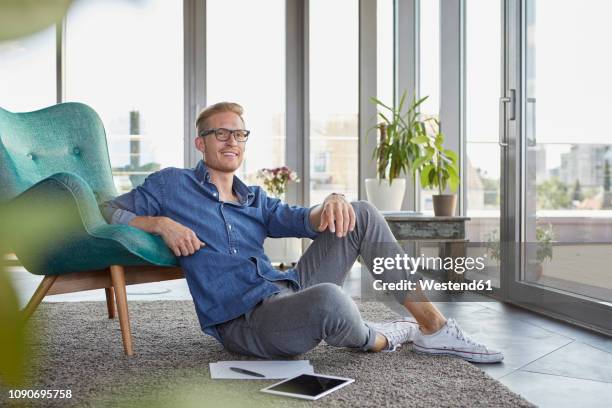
[0,102,117,203]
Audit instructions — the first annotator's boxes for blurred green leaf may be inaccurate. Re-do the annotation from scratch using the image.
[413,134,430,145]
[0,0,73,41]
[0,196,74,387]
[444,149,459,165]
[0,237,27,386]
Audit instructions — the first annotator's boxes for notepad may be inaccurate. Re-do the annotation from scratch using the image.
[209,360,314,380]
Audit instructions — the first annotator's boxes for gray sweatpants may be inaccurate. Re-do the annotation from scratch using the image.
[216,200,420,358]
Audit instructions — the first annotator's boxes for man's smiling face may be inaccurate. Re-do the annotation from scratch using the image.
[195,111,246,174]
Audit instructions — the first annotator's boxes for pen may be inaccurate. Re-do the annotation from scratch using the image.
[230,367,266,378]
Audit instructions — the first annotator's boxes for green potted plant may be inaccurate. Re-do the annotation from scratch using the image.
[530,223,555,281]
[486,223,555,281]
[367,91,431,211]
[412,119,460,216]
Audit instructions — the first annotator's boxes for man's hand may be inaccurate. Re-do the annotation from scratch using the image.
[315,194,356,238]
[156,217,206,256]
[129,216,205,257]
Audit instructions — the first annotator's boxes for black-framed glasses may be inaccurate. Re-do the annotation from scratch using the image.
[199,128,250,142]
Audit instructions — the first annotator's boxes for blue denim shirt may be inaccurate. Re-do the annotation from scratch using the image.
[100,160,319,341]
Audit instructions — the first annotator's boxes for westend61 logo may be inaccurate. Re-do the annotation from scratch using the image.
[372,254,486,275]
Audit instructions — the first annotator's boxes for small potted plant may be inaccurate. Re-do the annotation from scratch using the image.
[485,223,555,281]
[530,223,555,281]
[256,166,301,268]
[367,91,432,211]
[412,119,459,216]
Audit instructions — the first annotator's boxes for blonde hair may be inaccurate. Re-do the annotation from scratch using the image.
[195,102,245,133]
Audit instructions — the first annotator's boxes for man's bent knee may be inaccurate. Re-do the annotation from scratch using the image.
[350,200,387,232]
[351,200,378,216]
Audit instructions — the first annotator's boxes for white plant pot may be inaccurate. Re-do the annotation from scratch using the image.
[263,237,302,265]
[365,178,406,211]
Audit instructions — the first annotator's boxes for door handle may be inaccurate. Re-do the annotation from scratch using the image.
[499,89,516,147]
[527,97,537,147]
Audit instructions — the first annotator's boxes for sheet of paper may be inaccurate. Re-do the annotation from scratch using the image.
[210,360,313,380]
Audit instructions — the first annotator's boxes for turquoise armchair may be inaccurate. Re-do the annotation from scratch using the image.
[0,102,182,356]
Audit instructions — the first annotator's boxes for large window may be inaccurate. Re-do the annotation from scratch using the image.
[65,0,183,193]
[465,0,502,285]
[523,0,612,301]
[419,0,440,211]
[207,0,286,184]
[377,0,394,109]
[0,26,56,112]
[309,0,359,205]
[419,0,440,118]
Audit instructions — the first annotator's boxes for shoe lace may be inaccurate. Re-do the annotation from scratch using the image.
[379,322,414,348]
[446,320,485,349]
[387,326,411,344]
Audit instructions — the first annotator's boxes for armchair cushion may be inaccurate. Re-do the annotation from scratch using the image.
[5,172,178,275]
[0,103,117,203]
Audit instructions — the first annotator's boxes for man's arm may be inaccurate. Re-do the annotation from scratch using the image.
[309,193,356,238]
[128,216,205,257]
[100,172,204,257]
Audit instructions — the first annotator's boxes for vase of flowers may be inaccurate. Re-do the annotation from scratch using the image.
[256,166,300,198]
[257,166,302,267]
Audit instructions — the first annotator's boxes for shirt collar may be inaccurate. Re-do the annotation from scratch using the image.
[195,159,211,183]
[195,160,255,205]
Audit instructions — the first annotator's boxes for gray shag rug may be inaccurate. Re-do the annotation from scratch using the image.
[2,300,534,408]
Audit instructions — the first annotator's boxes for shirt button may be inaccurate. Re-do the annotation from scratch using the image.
[232,249,237,254]
[228,224,232,230]
[212,192,217,197]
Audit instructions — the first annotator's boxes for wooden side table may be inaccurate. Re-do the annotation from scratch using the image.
[382,212,470,285]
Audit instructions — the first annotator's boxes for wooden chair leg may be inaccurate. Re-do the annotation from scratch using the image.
[110,265,133,356]
[23,275,57,320]
[105,287,116,319]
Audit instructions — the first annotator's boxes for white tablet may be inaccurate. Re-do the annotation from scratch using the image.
[260,373,354,401]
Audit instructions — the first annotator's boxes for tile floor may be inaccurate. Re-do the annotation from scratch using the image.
[9,266,612,408]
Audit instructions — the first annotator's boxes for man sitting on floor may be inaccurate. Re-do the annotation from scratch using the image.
[101,102,503,363]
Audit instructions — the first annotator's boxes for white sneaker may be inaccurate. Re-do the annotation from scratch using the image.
[413,318,503,363]
[365,318,420,352]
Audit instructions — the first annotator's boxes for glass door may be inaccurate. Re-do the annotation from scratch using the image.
[504,0,612,333]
